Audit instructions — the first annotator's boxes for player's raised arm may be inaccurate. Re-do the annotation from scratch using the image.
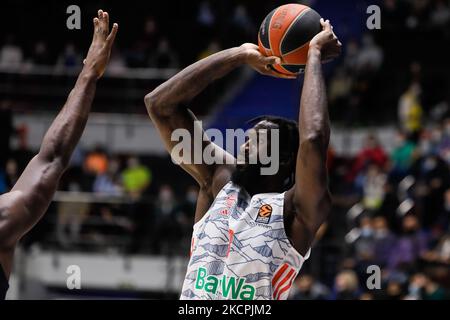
[0,10,118,251]
[285,19,341,255]
[144,44,290,198]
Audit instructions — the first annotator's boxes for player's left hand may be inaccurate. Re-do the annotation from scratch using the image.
[240,43,297,79]
[83,9,119,79]
[309,18,342,63]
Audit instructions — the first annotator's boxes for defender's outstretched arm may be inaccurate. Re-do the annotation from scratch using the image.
[285,19,341,255]
[0,10,118,264]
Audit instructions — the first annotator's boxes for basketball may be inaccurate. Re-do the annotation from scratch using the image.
[258,4,322,76]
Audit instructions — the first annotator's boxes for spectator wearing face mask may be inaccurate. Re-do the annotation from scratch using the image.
[352,216,376,263]
[348,216,381,282]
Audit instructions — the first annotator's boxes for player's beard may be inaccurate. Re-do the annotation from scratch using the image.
[231,163,262,192]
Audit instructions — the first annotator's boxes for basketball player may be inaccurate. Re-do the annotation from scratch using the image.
[145,19,341,300]
[0,10,118,299]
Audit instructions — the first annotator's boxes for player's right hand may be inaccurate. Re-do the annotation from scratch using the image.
[240,43,296,79]
[83,10,119,79]
[309,18,342,63]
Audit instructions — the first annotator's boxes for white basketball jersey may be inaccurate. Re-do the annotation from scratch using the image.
[180,182,310,300]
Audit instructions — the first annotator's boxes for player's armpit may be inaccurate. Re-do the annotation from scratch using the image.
[284,187,331,255]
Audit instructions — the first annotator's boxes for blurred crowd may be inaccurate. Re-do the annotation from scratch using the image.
[288,116,450,299]
[305,0,450,300]
[328,0,450,124]
[0,128,198,254]
[52,148,199,254]
[2,0,449,119]
[0,1,260,72]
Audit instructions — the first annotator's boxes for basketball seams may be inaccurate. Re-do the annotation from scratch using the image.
[273,64,291,75]
[260,4,319,75]
[282,41,310,58]
[259,8,276,53]
[258,34,271,55]
[278,8,311,58]
[278,65,290,74]
[267,6,279,54]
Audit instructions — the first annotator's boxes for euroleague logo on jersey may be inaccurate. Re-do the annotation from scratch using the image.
[255,204,273,224]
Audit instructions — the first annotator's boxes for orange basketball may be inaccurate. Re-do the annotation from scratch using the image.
[258,4,322,76]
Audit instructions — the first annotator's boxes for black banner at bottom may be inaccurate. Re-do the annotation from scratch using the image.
[0,300,441,319]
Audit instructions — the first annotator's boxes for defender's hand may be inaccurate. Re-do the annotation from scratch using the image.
[309,19,342,63]
[84,10,118,79]
[240,43,296,79]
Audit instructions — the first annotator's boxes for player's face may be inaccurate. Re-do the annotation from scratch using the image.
[232,121,279,190]
[237,120,278,166]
